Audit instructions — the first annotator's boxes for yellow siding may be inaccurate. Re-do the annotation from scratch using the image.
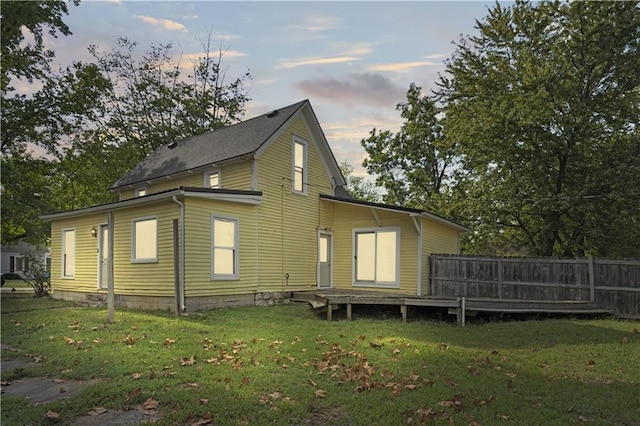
[50,213,109,292]
[147,174,202,194]
[326,202,420,295]
[112,202,180,296]
[422,218,461,295]
[119,189,134,201]
[118,161,252,201]
[221,161,252,190]
[183,197,258,296]
[255,116,334,292]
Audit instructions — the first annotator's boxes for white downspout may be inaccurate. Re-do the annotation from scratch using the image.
[172,195,186,311]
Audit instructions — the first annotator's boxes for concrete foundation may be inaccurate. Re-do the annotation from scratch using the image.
[52,290,292,312]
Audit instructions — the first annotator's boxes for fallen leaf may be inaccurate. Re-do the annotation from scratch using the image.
[142,397,159,411]
[200,398,209,405]
[88,407,108,416]
[164,338,176,346]
[126,388,142,400]
[369,342,383,348]
[314,389,326,398]
[586,359,596,367]
[392,348,400,355]
[64,336,75,345]
[308,378,317,387]
[180,356,197,366]
[190,413,213,426]
[439,343,449,351]
[45,410,60,419]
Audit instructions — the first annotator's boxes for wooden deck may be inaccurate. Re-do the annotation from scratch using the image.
[291,289,610,326]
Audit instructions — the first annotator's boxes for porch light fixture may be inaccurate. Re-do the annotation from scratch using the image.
[90,226,97,238]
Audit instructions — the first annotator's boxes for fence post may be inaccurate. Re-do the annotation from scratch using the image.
[588,256,595,303]
[497,258,503,299]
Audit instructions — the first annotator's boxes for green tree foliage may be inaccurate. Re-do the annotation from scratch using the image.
[1,155,56,244]
[1,2,251,245]
[338,161,380,202]
[363,1,640,257]
[361,84,457,210]
[439,1,640,256]
[46,37,252,206]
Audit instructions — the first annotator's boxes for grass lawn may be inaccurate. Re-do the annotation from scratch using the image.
[1,294,639,425]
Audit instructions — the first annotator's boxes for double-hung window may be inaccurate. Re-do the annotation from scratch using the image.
[211,216,239,279]
[132,216,158,263]
[62,228,76,278]
[353,227,400,287]
[292,138,307,195]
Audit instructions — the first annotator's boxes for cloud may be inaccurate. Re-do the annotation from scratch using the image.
[180,50,247,62]
[328,41,375,57]
[367,60,439,73]
[214,33,241,41]
[287,13,341,34]
[135,15,187,32]
[294,73,405,108]
[278,56,360,69]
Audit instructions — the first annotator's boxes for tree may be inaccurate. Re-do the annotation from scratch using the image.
[1,0,79,154]
[44,37,252,208]
[338,161,380,202]
[438,1,640,256]
[361,84,457,211]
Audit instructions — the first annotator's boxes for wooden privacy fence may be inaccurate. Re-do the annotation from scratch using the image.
[429,255,640,318]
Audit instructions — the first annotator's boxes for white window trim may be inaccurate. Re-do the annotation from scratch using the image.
[352,226,401,288]
[135,187,147,197]
[211,214,239,280]
[292,137,308,196]
[61,227,76,279]
[203,168,221,189]
[131,216,158,263]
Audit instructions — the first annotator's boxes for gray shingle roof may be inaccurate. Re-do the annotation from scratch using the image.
[111,100,309,189]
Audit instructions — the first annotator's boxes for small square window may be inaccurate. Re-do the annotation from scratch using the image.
[204,170,221,189]
[135,187,147,197]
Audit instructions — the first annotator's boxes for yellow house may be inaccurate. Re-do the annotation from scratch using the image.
[42,100,466,311]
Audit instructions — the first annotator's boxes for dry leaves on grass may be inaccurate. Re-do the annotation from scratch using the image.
[180,355,196,366]
[88,407,108,416]
[190,413,213,426]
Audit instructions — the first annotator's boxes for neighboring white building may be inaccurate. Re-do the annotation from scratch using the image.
[1,241,51,279]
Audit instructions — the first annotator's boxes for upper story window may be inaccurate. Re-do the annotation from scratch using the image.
[204,170,220,189]
[292,138,307,195]
[135,187,147,197]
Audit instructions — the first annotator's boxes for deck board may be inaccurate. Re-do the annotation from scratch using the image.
[291,289,611,325]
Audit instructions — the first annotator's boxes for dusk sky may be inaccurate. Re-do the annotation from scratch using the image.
[38,1,501,175]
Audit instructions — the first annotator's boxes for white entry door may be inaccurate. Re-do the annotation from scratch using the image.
[98,224,109,290]
[318,232,333,289]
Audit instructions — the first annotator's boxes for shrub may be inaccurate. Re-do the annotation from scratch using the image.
[22,252,51,297]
